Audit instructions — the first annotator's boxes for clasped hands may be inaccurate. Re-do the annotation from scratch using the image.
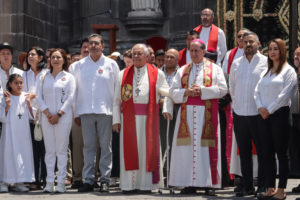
[43,109,59,125]
[184,84,202,97]
[258,107,270,119]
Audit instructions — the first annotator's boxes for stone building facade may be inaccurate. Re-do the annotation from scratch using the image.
[0,0,216,63]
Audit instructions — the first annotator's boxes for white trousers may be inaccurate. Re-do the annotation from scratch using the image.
[42,115,72,184]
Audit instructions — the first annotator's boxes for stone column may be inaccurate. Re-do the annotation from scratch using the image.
[128,0,162,17]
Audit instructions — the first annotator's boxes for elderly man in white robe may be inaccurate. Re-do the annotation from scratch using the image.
[163,39,227,195]
[113,44,169,194]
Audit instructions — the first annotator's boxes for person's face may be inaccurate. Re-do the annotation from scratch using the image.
[165,52,178,69]
[155,55,165,68]
[0,49,12,67]
[190,42,205,63]
[236,30,245,48]
[71,55,81,64]
[243,35,259,56]
[51,51,64,71]
[132,46,147,68]
[201,9,214,27]
[46,50,51,64]
[66,54,71,66]
[147,48,155,64]
[268,42,280,62]
[10,76,23,95]
[22,60,27,70]
[81,42,89,58]
[88,37,103,57]
[294,48,300,68]
[28,49,42,67]
[124,56,133,68]
[186,34,199,50]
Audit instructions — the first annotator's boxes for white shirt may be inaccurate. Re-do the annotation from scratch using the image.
[229,52,267,116]
[71,54,120,117]
[254,63,297,114]
[23,68,47,93]
[186,49,192,64]
[0,65,23,90]
[22,68,48,117]
[36,70,76,119]
[222,47,244,74]
[199,26,227,65]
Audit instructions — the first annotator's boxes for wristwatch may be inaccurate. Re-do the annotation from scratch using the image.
[57,112,62,118]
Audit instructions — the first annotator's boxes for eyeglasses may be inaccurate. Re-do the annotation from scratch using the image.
[237,35,243,38]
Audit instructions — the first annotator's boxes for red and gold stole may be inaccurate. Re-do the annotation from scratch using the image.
[194,24,219,51]
[177,60,216,147]
[121,64,159,172]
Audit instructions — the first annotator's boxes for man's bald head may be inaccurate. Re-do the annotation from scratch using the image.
[166,49,179,59]
[165,48,179,70]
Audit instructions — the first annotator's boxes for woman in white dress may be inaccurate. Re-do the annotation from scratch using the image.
[0,74,35,192]
[254,38,297,200]
[36,48,75,193]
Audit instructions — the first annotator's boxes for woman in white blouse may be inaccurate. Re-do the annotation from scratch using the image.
[36,48,76,193]
[24,46,48,190]
[254,38,297,200]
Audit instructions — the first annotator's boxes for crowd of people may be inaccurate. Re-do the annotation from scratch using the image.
[0,7,299,200]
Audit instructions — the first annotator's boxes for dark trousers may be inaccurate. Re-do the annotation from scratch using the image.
[219,109,232,187]
[233,113,264,189]
[30,123,47,186]
[111,131,120,177]
[257,106,290,188]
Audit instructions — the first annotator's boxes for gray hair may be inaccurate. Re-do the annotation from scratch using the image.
[88,33,104,44]
[243,31,260,42]
[132,44,150,55]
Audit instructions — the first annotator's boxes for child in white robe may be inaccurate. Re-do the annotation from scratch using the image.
[0,74,35,192]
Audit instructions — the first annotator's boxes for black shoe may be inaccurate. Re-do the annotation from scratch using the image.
[255,186,266,197]
[122,190,137,194]
[93,182,100,188]
[71,181,83,189]
[234,184,243,193]
[292,184,300,193]
[99,182,109,193]
[236,187,255,197]
[257,194,274,200]
[270,196,286,200]
[180,187,197,194]
[78,183,93,192]
[138,190,152,194]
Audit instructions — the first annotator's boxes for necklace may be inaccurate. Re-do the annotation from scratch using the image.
[10,94,24,120]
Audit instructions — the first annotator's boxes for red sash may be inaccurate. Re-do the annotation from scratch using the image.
[121,64,160,175]
[227,47,238,74]
[178,48,187,67]
[194,24,219,51]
